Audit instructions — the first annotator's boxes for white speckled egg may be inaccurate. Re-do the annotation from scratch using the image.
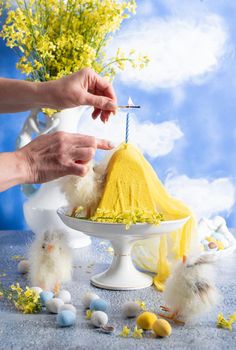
[17,260,30,274]
[58,290,71,304]
[82,291,100,308]
[31,286,43,294]
[122,301,141,318]
[91,311,108,328]
[46,298,64,313]
[58,304,76,314]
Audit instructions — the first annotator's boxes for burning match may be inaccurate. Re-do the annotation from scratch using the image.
[118,96,140,109]
[118,105,141,109]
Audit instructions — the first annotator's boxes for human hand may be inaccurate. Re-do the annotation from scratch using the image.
[16,131,114,184]
[42,68,117,123]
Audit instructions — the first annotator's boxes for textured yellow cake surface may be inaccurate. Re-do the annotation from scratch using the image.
[91,143,163,226]
[87,143,196,290]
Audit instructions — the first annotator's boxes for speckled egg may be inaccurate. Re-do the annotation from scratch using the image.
[58,290,71,304]
[30,286,43,295]
[122,301,141,318]
[152,319,172,337]
[46,298,64,313]
[90,299,108,312]
[136,312,158,330]
[208,241,218,250]
[17,260,30,274]
[56,310,76,327]
[40,291,54,306]
[91,311,108,328]
[82,292,100,308]
[58,304,76,314]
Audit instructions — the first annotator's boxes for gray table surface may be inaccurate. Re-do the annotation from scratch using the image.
[0,230,236,350]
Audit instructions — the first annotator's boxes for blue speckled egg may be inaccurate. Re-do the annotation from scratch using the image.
[40,291,54,306]
[90,299,108,312]
[56,310,76,327]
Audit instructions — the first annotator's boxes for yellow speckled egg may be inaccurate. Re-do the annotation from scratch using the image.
[152,319,172,337]
[136,311,158,330]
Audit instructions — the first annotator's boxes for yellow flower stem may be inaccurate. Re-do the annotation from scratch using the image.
[99,57,135,74]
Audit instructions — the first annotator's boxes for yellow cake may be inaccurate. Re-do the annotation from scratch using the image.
[74,143,196,290]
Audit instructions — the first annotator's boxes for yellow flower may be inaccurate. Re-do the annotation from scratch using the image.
[11,283,23,294]
[229,312,236,325]
[131,326,143,339]
[8,284,42,313]
[0,292,3,297]
[106,247,114,255]
[41,108,58,117]
[135,300,147,311]
[24,289,33,298]
[119,325,130,337]
[216,241,225,250]
[11,255,25,261]
[0,0,149,83]
[85,310,93,320]
[217,313,232,331]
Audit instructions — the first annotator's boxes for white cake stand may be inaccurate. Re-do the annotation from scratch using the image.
[57,207,190,290]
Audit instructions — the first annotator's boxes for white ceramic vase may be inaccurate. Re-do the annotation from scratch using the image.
[18,106,91,249]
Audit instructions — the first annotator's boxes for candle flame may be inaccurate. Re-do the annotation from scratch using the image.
[128,97,135,107]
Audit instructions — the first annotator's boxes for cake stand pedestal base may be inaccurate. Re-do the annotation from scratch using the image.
[91,239,153,290]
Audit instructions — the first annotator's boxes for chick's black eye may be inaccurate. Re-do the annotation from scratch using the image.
[42,244,46,249]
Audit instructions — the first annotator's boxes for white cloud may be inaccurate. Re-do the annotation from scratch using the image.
[109,14,229,90]
[164,174,236,219]
[77,109,183,158]
[134,120,183,157]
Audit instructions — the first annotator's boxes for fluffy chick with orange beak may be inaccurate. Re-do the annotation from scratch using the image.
[28,230,72,294]
[160,254,220,324]
[62,161,103,218]
[62,149,116,218]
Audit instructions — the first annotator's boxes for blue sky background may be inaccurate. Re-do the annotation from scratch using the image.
[0,0,236,229]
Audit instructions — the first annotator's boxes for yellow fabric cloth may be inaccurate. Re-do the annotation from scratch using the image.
[92,143,196,290]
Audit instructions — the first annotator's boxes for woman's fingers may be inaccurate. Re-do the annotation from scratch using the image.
[66,133,114,150]
[92,107,101,120]
[96,138,114,150]
[70,147,95,162]
[67,162,89,177]
[85,92,116,113]
[19,131,115,184]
